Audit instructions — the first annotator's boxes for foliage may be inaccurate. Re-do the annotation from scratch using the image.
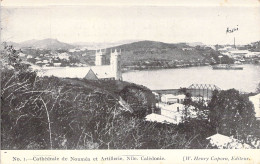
[256,82,260,93]
[1,68,207,149]
[1,44,30,72]
[119,85,156,118]
[209,49,234,64]
[208,89,256,141]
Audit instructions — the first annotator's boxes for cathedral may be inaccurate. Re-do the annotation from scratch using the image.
[86,48,123,81]
[39,49,123,81]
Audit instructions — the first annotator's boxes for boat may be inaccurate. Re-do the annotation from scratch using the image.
[212,64,243,70]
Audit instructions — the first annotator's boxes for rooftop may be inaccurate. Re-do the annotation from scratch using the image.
[37,65,114,79]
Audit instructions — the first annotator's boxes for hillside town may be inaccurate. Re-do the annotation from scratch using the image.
[8,40,260,72]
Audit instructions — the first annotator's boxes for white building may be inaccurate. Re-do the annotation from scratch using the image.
[244,52,260,58]
[160,103,184,123]
[182,48,194,51]
[157,103,197,124]
[18,52,26,57]
[69,48,81,52]
[58,52,70,60]
[207,133,252,149]
[249,93,260,119]
[53,63,62,67]
[26,55,33,59]
[161,94,186,104]
[145,113,178,124]
[229,50,250,58]
[38,49,122,81]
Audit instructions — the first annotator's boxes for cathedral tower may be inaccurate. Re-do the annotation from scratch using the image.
[110,49,122,80]
[95,49,105,66]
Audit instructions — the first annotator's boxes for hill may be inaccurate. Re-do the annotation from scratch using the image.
[110,40,206,63]
[11,38,75,50]
[187,42,205,47]
[102,40,231,68]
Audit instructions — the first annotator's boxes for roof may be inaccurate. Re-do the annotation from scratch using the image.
[145,113,179,124]
[38,65,115,79]
[207,133,233,144]
[84,69,98,80]
[229,50,250,54]
[162,94,186,99]
[206,133,252,149]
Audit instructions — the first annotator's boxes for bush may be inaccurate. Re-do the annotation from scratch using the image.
[1,69,208,149]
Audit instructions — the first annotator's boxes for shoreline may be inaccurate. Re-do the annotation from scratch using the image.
[122,63,260,73]
[122,64,210,73]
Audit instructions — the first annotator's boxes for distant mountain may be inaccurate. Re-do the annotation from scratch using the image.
[10,39,75,50]
[187,42,205,47]
[113,40,190,51]
[72,40,140,50]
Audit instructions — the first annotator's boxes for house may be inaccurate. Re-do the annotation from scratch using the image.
[218,46,236,53]
[191,96,209,102]
[160,103,184,124]
[58,52,70,60]
[42,60,49,64]
[53,63,62,67]
[229,50,250,58]
[35,61,43,64]
[69,48,81,53]
[249,93,260,119]
[182,48,194,51]
[244,52,260,58]
[146,103,197,125]
[160,103,185,113]
[207,133,252,149]
[38,49,122,81]
[145,113,178,124]
[158,103,197,123]
[26,55,33,59]
[18,52,26,57]
[161,94,186,104]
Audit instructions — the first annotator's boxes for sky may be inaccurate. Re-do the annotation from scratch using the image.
[1,0,260,45]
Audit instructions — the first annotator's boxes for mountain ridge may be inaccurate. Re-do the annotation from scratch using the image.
[8,38,201,50]
[9,38,75,50]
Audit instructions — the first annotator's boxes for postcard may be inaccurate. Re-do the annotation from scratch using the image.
[1,0,260,163]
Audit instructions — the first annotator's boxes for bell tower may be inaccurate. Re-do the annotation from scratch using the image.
[110,49,122,80]
[95,49,105,66]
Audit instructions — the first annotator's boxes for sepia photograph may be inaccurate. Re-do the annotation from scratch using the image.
[1,0,260,160]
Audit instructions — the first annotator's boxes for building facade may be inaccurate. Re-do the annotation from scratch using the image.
[94,49,122,81]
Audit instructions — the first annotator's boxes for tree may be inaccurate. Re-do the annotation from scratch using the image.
[256,83,260,93]
[1,43,29,72]
[119,85,156,118]
[208,89,256,141]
